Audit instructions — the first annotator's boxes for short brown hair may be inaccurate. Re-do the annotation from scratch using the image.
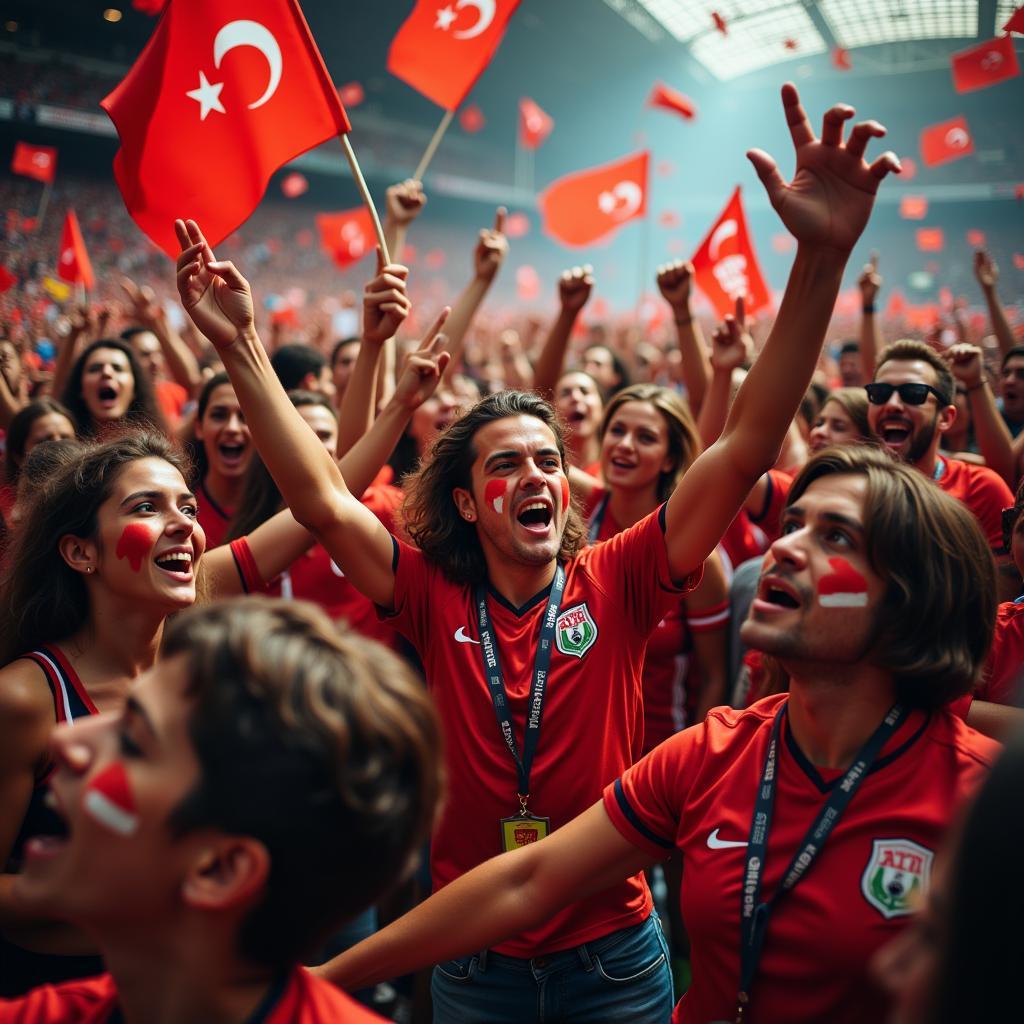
[875,339,955,407]
[821,387,871,441]
[786,446,996,708]
[402,391,587,586]
[163,598,442,968]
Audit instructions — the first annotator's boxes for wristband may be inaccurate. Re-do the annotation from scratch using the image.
[675,315,694,327]
[862,303,876,314]
[965,377,989,393]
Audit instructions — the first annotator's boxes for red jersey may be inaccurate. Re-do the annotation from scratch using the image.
[154,379,188,427]
[603,694,996,1024]
[934,456,1012,552]
[719,470,791,579]
[196,480,233,550]
[0,966,386,1023]
[387,506,700,956]
[978,599,1024,704]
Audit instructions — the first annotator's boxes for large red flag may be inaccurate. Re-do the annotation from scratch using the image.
[519,97,553,149]
[920,115,974,167]
[950,35,1020,92]
[387,0,522,111]
[316,208,375,269]
[1004,7,1024,34]
[57,210,95,291]
[539,151,648,248]
[647,82,697,121]
[11,142,57,184]
[101,0,349,258]
[690,187,770,319]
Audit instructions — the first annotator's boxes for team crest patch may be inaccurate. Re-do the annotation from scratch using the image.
[861,838,933,920]
[555,603,598,658]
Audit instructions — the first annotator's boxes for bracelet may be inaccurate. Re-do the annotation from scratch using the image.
[675,315,693,327]
[862,304,876,314]
[965,377,989,393]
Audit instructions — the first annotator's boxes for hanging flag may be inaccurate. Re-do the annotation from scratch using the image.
[315,208,375,270]
[691,187,770,319]
[647,82,697,121]
[1006,7,1024,33]
[57,210,95,291]
[899,196,928,220]
[916,228,944,252]
[459,104,486,133]
[712,11,727,35]
[919,115,974,167]
[101,0,349,258]
[281,171,308,198]
[519,97,553,149]
[832,47,852,71]
[539,151,648,248]
[950,35,1020,93]
[387,0,522,111]
[11,142,58,184]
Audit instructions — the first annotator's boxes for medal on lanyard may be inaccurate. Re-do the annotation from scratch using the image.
[475,565,565,853]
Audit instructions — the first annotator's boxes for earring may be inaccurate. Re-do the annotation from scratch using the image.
[85,567,94,574]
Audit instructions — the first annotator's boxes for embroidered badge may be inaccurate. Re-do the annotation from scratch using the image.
[555,602,597,658]
[861,838,933,919]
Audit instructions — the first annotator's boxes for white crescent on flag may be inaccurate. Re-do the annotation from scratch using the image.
[453,0,496,39]
[213,20,283,109]
[597,181,642,219]
[945,127,969,149]
[709,218,738,260]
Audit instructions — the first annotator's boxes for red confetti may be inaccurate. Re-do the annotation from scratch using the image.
[338,81,365,108]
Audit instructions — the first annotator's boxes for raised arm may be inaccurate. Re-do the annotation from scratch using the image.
[532,266,594,399]
[382,178,426,265]
[121,277,202,394]
[696,298,749,448]
[974,249,1015,360]
[657,260,711,415]
[858,253,883,381]
[663,84,898,580]
[174,219,397,609]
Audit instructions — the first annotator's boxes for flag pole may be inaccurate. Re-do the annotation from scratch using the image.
[36,180,53,231]
[413,109,455,183]
[340,134,391,266]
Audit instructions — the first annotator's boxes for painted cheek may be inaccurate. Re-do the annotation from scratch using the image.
[817,557,869,608]
[115,523,155,573]
[83,761,139,837]
[484,479,507,515]
[561,475,570,513]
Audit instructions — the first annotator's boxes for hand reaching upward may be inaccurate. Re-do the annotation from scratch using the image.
[393,308,452,411]
[747,84,900,255]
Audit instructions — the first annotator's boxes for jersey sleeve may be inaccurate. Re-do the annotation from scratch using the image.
[968,468,1014,552]
[379,536,437,651]
[748,469,792,540]
[977,602,1024,704]
[0,974,117,1022]
[229,537,264,594]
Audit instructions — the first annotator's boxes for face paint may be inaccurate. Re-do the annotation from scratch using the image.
[83,761,139,836]
[818,557,869,608]
[484,479,507,515]
[560,475,570,513]
[115,523,154,573]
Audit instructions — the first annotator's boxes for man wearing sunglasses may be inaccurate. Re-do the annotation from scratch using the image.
[866,339,1012,559]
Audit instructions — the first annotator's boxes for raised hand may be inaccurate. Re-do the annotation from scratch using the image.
[657,260,695,313]
[120,277,162,326]
[944,343,985,390]
[558,265,594,315]
[858,253,881,304]
[174,219,254,349]
[362,252,411,346]
[747,84,899,254]
[474,208,509,283]
[974,249,998,290]
[385,179,427,228]
[393,308,451,411]
[710,296,751,373]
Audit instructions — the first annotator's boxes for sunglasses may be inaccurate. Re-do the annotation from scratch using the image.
[864,382,949,407]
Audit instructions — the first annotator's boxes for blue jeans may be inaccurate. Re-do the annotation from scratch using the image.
[431,913,674,1024]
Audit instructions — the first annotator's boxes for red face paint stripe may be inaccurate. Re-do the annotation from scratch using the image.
[83,761,138,836]
[115,523,154,573]
[484,479,507,515]
[561,476,570,512]
[818,557,868,607]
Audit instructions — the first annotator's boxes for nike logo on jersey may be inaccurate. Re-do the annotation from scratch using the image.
[706,828,748,850]
[453,626,481,645]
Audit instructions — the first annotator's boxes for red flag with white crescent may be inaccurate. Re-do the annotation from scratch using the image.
[316,208,375,269]
[57,210,95,291]
[919,115,974,167]
[11,142,58,184]
[950,34,1020,93]
[690,187,770,319]
[519,97,553,149]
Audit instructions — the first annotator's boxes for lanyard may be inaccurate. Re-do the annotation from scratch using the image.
[735,701,906,1022]
[474,564,565,804]
[587,493,610,544]
[932,456,945,482]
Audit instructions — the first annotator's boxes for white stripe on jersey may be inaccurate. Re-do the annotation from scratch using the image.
[34,650,73,723]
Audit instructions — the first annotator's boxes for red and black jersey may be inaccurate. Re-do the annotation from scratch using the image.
[934,456,1013,553]
[979,599,1024,704]
[195,480,233,551]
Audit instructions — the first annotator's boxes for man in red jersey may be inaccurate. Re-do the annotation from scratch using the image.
[177,82,900,1022]
[0,599,440,1024]
[318,447,999,1024]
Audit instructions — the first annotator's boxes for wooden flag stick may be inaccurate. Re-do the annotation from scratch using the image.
[35,180,53,231]
[413,109,455,183]
[340,134,391,266]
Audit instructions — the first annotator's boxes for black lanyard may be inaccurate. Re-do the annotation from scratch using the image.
[735,701,906,1022]
[587,493,610,544]
[474,564,565,803]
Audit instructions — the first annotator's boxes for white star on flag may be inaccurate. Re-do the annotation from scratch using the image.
[187,71,226,121]
[435,4,458,30]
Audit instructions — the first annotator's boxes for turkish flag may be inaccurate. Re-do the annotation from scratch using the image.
[832,47,852,71]
[387,0,522,111]
[691,187,770,319]
[316,208,374,270]
[916,228,944,252]
[647,82,696,121]
[519,97,553,149]
[951,35,1020,92]
[101,0,349,258]
[1006,7,1024,33]
[57,210,95,291]
[539,151,648,248]
[920,115,974,167]
[899,195,928,220]
[11,142,57,184]
[0,266,16,293]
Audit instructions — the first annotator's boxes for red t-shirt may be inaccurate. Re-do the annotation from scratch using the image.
[196,480,234,551]
[0,966,385,1023]
[719,470,791,578]
[155,379,189,427]
[386,506,700,956]
[934,456,1012,552]
[978,600,1024,704]
[603,694,997,1024]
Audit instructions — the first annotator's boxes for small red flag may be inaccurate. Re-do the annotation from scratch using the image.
[1006,7,1024,33]
[316,208,374,270]
[967,229,987,247]
[539,151,648,248]
[899,196,928,220]
[691,187,770,319]
[916,228,944,252]
[101,0,349,258]
[1014,254,1024,271]
[712,11,727,35]
[504,211,530,238]
[338,81,364,107]
[11,142,57,184]
[920,115,974,167]
[519,97,553,149]
[57,210,95,290]
[950,35,1020,92]
[0,266,16,293]
[647,82,696,121]
[783,38,798,51]
[832,47,852,71]
[387,0,522,111]
[459,104,486,133]
[281,172,308,198]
